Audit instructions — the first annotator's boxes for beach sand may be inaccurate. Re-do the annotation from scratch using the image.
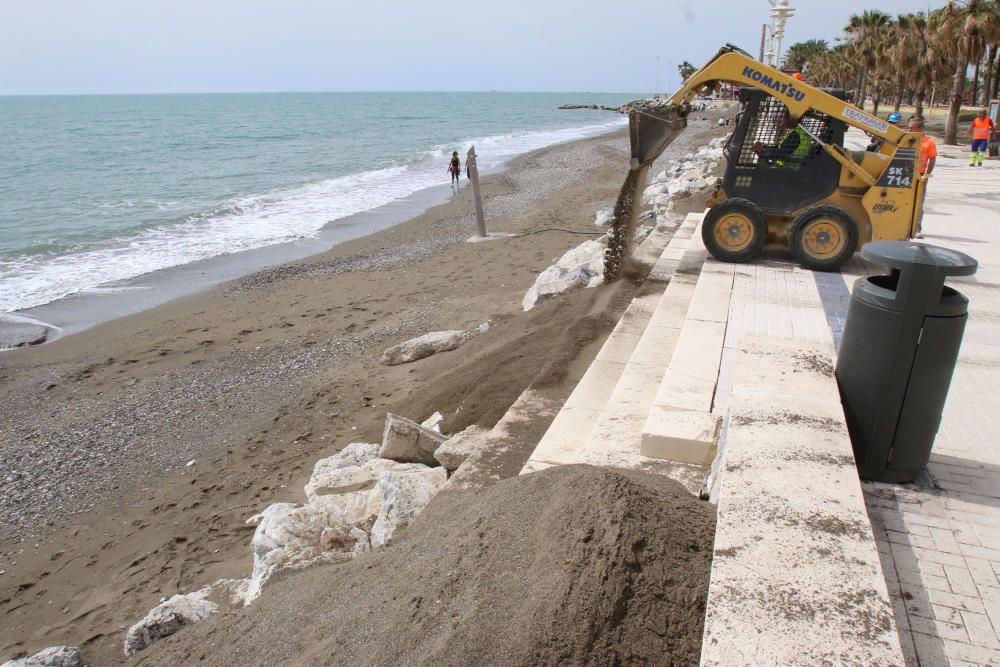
[137,465,716,667]
[0,117,727,664]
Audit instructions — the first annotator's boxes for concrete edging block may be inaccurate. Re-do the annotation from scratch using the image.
[701,337,904,665]
[640,406,720,465]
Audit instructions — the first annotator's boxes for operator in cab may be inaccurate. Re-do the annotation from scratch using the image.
[751,106,812,167]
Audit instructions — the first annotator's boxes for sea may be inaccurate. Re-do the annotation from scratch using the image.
[0,92,639,318]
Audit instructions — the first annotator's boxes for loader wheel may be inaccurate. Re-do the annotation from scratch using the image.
[789,205,858,272]
[702,199,767,263]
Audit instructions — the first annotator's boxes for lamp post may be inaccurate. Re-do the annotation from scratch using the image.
[768,0,795,67]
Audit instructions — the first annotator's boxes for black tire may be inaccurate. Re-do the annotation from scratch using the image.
[701,199,768,263]
[789,205,859,272]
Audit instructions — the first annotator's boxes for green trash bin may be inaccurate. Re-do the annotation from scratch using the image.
[836,241,977,482]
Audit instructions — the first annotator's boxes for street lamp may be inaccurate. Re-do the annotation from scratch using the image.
[769,0,795,67]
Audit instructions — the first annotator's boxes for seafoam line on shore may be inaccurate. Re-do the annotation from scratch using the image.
[1,118,625,315]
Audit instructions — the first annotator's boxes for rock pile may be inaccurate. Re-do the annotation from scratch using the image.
[558,98,722,115]
[522,239,606,311]
[122,412,486,655]
[642,136,726,218]
[522,214,652,311]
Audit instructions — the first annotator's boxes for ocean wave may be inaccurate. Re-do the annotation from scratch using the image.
[1,118,625,314]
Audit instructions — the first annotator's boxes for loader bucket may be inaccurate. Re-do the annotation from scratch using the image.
[604,107,688,281]
[629,108,687,168]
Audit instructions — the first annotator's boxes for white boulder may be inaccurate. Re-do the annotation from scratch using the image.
[434,425,489,472]
[379,413,449,466]
[370,466,448,548]
[123,588,218,655]
[1,647,81,667]
[241,493,379,604]
[380,330,471,366]
[522,238,607,311]
[556,239,605,275]
[306,457,433,503]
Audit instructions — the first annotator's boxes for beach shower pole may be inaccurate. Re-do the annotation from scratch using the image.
[467,146,487,238]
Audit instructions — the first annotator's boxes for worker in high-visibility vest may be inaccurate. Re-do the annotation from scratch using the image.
[967,108,995,167]
[751,108,812,168]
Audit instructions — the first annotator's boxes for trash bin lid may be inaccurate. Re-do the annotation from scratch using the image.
[861,241,978,277]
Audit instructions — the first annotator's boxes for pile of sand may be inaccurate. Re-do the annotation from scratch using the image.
[138,465,716,666]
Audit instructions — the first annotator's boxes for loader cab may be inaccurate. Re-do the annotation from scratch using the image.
[723,87,849,214]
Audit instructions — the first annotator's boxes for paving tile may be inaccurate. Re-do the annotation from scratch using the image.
[966,557,1000,590]
[960,610,999,648]
[941,638,1000,665]
[909,614,970,643]
[931,527,966,555]
[945,564,984,598]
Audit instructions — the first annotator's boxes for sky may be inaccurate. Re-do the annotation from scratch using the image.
[0,0,949,95]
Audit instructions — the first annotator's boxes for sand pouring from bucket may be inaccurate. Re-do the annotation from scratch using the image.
[604,107,688,281]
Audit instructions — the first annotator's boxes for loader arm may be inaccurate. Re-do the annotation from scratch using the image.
[609,44,924,282]
[636,44,919,169]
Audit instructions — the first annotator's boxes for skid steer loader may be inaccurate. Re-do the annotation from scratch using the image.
[605,44,925,277]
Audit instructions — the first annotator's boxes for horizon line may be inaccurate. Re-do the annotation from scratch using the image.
[0,89,649,98]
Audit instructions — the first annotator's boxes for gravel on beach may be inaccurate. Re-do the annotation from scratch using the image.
[0,132,630,544]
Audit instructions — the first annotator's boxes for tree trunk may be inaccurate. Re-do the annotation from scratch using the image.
[893,85,903,113]
[945,56,967,145]
[916,89,926,117]
[983,45,997,106]
[873,90,881,117]
[993,47,1000,99]
[973,54,983,108]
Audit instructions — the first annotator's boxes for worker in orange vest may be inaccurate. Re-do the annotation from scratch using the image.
[911,115,936,238]
[967,108,995,167]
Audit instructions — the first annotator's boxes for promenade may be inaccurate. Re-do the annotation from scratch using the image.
[523,128,1000,665]
[848,133,1000,666]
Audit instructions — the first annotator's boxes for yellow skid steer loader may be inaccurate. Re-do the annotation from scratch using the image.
[606,44,925,277]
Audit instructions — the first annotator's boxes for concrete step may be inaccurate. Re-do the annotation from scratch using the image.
[641,233,736,466]
[577,221,710,469]
[522,212,704,474]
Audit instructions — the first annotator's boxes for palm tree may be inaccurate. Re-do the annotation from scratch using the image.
[893,11,951,116]
[809,44,858,91]
[677,61,696,82]
[846,10,893,112]
[782,39,829,73]
[941,0,1000,145]
[982,45,998,104]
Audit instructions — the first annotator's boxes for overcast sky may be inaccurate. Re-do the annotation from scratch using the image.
[0,0,948,95]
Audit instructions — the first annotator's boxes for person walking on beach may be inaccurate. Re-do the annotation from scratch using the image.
[448,151,462,189]
[967,109,994,167]
[911,115,936,239]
